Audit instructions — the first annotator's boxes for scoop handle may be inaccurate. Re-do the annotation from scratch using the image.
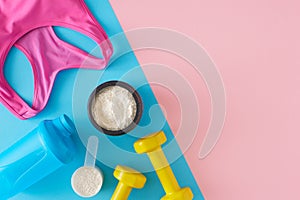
[84,136,99,167]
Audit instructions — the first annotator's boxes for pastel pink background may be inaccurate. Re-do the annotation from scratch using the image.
[110,0,300,199]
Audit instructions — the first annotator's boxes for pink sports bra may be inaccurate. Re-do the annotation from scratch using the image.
[0,0,113,119]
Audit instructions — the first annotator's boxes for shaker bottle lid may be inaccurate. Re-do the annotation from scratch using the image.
[43,115,77,164]
[52,114,76,136]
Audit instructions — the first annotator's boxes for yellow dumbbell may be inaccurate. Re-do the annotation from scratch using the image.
[111,165,147,200]
[134,131,194,200]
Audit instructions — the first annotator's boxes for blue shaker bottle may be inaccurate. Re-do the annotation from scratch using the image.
[0,115,76,199]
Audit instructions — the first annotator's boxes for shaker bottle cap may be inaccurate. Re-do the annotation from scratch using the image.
[44,115,76,164]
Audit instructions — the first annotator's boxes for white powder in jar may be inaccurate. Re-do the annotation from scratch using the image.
[91,86,137,131]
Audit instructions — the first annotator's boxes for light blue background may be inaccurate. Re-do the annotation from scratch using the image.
[0,0,204,199]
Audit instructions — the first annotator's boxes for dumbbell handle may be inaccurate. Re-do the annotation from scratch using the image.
[111,182,132,200]
[147,147,181,194]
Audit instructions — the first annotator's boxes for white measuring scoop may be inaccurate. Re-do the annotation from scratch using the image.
[71,136,104,198]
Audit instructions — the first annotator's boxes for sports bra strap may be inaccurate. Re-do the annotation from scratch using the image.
[1,26,112,119]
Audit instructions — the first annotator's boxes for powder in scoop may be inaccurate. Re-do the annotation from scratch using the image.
[71,166,103,197]
[91,85,137,131]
